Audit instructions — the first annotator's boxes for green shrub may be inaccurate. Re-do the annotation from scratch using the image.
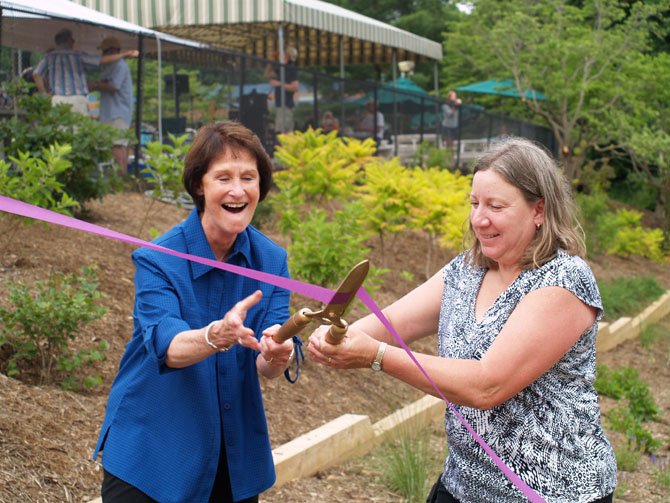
[274,129,373,203]
[577,190,665,261]
[598,276,665,320]
[286,201,386,289]
[135,134,192,235]
[0,92,122,208]
[411,140,454,169]
[0,266,107,389]
[597,365,661,454]
[606,210,664,261]
[0,144,79,249]
[607,405,660,453]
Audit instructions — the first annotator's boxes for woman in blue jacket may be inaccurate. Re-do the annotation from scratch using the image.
[94,121,296,502]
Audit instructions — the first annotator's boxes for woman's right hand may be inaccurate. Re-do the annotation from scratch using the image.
[208,290,264,351]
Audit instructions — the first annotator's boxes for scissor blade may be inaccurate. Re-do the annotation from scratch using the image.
[321,259,370,323]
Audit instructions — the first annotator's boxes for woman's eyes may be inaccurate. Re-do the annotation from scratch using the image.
[470,201,503,210]
[216,175,257,182]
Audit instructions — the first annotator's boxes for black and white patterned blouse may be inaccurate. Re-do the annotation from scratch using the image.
[437,250,617,502]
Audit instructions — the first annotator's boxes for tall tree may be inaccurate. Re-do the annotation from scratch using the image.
[443,0,666,181]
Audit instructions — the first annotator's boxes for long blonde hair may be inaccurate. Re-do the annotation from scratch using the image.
[466,137,585,269]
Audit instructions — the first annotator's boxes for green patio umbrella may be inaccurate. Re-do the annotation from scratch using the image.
[351,77,433,114]
[456,79,547,100]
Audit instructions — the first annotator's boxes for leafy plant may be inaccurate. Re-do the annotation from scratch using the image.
[596,364,661,454]
[0,144,78,250]
[607,405,660,453]
[411,167,471,276]
[577,190,666,261]
[0,92,122,208]
[356,158,425,259]
[0,266,108,389]
[274,129,373,204]
[136,133,192,235]
[286,201,385,289]
[411,140,454,169]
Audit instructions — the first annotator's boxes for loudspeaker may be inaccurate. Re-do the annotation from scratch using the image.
[164,74,189,95]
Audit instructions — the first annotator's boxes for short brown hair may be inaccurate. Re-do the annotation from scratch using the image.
[55,28,73,45]
[183,121,273,212]
[466,137,585,269]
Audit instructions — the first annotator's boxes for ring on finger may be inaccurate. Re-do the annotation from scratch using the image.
[266,357,274,364]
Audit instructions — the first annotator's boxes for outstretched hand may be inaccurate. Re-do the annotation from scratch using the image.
[212,290,263,351]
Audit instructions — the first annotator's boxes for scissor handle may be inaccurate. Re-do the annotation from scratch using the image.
[325,319,348,345]
[273,308,314,343]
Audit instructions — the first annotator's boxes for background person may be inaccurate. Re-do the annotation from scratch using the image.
[441,90,462,149]
[33,28,138,116]
[357,100,384,144]
[93,121,297,503]
[320,110,340,135]
[307,137,616,503]
[88,36,134,175]
[263,47,299,134]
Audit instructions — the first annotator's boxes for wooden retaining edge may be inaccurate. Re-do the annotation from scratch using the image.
[273,395,444,487]
[87,290,670,500]
[596,290,670,352]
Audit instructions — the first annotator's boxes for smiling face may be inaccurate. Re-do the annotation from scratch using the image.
[197,148,260,258]
[470,169,544,271]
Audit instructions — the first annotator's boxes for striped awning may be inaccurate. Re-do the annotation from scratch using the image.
[0,0,208,57]
[70,0,443,65]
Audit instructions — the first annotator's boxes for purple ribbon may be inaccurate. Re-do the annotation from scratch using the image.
[0,195,544,502]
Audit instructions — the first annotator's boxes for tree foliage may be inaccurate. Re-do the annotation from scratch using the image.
[443,0,667,184]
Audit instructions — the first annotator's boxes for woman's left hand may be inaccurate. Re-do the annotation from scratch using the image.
[307,325,378,369]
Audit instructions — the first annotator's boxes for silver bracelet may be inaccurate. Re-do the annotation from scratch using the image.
[204,321,231,352]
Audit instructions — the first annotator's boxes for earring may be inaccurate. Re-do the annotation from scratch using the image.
[536,223,541,230]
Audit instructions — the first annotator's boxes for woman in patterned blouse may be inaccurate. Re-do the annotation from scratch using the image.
[308,137,616,502]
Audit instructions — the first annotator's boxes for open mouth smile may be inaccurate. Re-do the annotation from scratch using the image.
[221,203,248,214]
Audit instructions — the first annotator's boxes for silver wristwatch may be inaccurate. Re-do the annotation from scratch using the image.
[371,342,388,371]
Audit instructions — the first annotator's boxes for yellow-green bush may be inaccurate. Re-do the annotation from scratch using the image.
[273,129,375,203]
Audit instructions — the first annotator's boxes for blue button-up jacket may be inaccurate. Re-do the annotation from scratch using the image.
[93,208,290,502]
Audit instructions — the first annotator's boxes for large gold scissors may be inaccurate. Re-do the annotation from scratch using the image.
[273,260,370,345]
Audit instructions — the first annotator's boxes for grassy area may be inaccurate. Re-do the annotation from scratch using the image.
[598,276,665,321]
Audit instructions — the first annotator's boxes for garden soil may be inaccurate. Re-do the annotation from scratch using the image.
[0,191,668,502]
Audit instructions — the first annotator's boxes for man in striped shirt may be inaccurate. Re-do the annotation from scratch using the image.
[33,28,138,116]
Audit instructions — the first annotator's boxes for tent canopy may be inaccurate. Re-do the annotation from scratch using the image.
[456,79,547,101]
[70,0,443,66]
[0,0,207,58]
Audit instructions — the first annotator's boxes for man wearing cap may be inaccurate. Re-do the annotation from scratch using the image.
[33,29,138,117]
[88,36,135,175]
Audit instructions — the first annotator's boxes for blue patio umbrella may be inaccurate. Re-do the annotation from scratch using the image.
[456,79,547,100]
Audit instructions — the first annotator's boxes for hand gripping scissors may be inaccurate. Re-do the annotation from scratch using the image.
[272,260,370,345]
